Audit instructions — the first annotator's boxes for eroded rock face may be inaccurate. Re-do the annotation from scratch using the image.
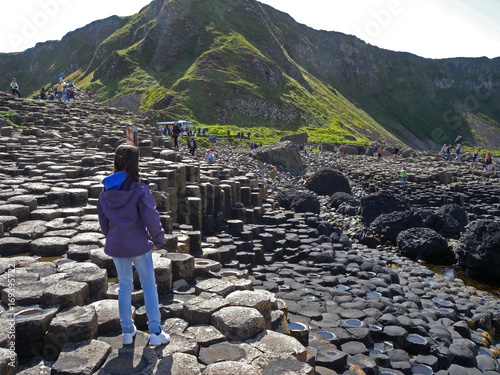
[251,141,304,170]
[454,220,500,282]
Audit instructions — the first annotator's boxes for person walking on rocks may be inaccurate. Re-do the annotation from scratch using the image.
[97,145,170,347]
[269,168,277,183]
[440,144,447,160]
[378,147,382,160]
[188,136,197,156]
[57,81,63,102]
[485,153,493,173]
[445,144,452,162]
[454,145,461,162]
[472,150,479,169]
[400,166,408,189]
[10,78,21,98]
[172,121,180,149]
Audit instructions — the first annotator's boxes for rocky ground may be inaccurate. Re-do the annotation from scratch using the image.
[0,92,499,375]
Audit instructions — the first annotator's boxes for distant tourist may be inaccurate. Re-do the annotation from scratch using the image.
[97,144,170,347]
[378,147,382,160]
[485,153,493,173]
[455,135,462,147]
[400,166,407,189]
[10,78,21,98]
[188,137,197,156]
[472,150,479,168]
[440,144,447,160]
[269,168,277,182]
[57,82,63,101]
[454,145,461,162]
[318,143,323,152]
[445,144,452,162]
[62,85,68,102]
[205,151,214,164]
[172,121,180,149]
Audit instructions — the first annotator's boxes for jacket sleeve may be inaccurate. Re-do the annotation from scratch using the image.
[96,195,109,236]
[138,185,165,248]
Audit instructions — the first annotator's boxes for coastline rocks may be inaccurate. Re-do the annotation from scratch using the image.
[453,220,500,283]
[251,141,304,170]
[396,227,450,262]
[305,168,351,196]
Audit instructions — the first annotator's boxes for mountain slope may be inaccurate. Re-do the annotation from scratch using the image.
[1,0,499,149]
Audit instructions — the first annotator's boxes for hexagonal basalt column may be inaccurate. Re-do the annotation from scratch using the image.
[212,306,265,341]
[183,292,229,325]
[164,253,194,282]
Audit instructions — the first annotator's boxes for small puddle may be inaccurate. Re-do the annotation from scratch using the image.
[15,308,44,318]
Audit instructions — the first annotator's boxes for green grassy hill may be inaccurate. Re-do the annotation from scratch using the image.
[1,0,499,150]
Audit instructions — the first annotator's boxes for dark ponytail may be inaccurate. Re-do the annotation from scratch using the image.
[114,144,140,181]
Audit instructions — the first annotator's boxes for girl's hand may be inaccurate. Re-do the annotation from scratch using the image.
[153,246,157,250]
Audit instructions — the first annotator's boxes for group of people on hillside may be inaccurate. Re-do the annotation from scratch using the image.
[440,135,464,163]
[9,76,83,102]
[250,142,263,150]
[439,135,493,172]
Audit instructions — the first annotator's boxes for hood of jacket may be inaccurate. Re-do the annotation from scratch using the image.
[100,172,137,210]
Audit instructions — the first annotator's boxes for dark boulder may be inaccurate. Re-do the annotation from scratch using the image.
[329,192,359,209]
[280,133,308,145]
[337,203,359,216]
[423,204,468,238]
[370,210,424,243]
[360,192,409,226]
[276,189,320,214]
[396,227,451,262]
[453,220,500,284]
[438,204,468,228]
[305,168,351,196]
[251,141,304,170]
[354,227,380,248]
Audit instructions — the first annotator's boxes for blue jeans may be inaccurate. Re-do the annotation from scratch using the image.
[57,91,62,101]
[401,177,407,187]
[112,251,161,334]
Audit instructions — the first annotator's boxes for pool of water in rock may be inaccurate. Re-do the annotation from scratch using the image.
[427,265,500,298]
[317,331,335,341]
[15,308,44,318]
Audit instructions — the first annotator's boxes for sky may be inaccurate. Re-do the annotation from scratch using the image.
[1,0,499,59]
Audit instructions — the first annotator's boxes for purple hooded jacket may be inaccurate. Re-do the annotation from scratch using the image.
[97,172,165,258]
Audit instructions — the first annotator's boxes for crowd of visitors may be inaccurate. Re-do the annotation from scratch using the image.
[9,74,92,103]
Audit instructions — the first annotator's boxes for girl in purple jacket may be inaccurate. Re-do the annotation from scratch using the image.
[97,144,169,346]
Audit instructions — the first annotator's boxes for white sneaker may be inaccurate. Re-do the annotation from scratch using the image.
[149,331,170,346]
[123,326,137,345]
